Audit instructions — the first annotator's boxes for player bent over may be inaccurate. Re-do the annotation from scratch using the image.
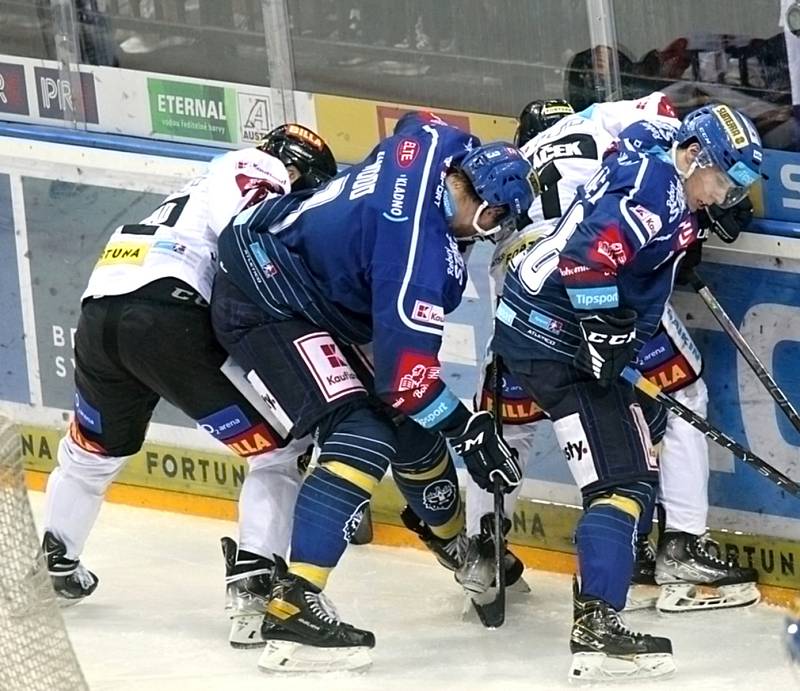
[210,111,532,671]
[463,97,759,615]
[490,104,763,680]
[41,125,337,648]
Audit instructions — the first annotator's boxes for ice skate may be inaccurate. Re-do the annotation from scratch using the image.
[43,531,98,606]
[631,534,657,585]
[400,505,466,571]
[655,531,760,613]
[257,557,374,673]
[221,537,275,648]
[570,591,675,682]
[455,513,528,595]
[624,534,659,611]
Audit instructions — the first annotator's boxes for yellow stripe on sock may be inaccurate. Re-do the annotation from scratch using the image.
[429,501,465,540]
[591,494,641,520]
[393,453,450,482]
[289,562,332,589]
[323,460,379,494]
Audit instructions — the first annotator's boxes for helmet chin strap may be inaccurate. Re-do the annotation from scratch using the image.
[471,200,505,239]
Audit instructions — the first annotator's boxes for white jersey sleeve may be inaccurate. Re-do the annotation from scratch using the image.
[577,92,680,138]
[82,149,290,303]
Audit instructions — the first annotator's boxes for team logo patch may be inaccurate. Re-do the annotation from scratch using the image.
[422,479,457,511]
[224,422,277,457]
[198,405,252,441]
[294,333,365,402]
[412,300,444,326]
[343,500,369,541]
[96,242,149,266]
[396,138,420,168]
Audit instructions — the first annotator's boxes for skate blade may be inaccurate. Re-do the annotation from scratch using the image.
[257,639,372,673]
[228,614,266,649]
[624,585,658,612]
[569,651,675,683]
[656,582,761,613]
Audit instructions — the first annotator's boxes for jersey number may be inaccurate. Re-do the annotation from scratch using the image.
[516,200,584,295]
[120,194,190,235]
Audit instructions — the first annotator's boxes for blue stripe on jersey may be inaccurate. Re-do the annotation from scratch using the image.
[411,388,461,429]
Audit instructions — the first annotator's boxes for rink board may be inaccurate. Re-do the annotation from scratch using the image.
[1,122,800,594]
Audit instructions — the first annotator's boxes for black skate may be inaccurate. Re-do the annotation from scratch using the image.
[570,590,675,682]
[631,534,657,585]
[455,513,527,594]
[258,557,374,672]
[43,531,98,606]
[400,505,466,571]
[624,534,659,611]
[654,531,760,612]
[221,537,275,648]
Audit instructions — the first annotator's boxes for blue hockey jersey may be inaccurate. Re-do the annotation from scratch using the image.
[217,112,480,431]
[493,119,699,368]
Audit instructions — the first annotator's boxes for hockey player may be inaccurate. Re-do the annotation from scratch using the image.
[210,111,533,671]
[488,103,763,681]
[459,93,676,595]
[41,124,337,648]
[514,99,576,148]
[461,97,760,617]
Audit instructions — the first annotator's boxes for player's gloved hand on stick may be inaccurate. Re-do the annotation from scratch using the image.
[675,240,703,286]
[574,308,637,387]
[448,411,521,493]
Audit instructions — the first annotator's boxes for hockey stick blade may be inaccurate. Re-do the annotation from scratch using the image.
[690,269,800,435]
[622,366,800,498]
[469,478,508,628]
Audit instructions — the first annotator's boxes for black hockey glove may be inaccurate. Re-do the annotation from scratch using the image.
[700,197,754,244]
[675,241,703,286]
[574,309,638,387]
[448,411,521,493]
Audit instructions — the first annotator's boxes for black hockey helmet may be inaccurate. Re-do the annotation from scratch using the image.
[514,99,575,148]
[257,124,337,191]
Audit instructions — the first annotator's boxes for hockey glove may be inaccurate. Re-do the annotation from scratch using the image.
[574,309,637,387]
[675,241,703,286]
[448,411,521,493]
[702,197,753,244]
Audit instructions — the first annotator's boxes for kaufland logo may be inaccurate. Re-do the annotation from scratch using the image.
[413,300,444,325]
[238,92,272,143]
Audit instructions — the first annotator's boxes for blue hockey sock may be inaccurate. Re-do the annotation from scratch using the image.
[575,503,637,611]
[392,434,463,539]
[290,465,371,586]
[636,490,656,539]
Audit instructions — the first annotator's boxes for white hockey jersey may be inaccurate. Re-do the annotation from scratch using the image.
[488,92,679,296]
[82,148,291,302]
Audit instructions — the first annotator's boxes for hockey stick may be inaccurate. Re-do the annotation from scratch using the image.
[622,366,800,498]
[471,356,507,628]
[688,269,800,435]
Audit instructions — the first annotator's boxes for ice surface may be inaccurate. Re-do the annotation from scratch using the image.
[27,492,795,691]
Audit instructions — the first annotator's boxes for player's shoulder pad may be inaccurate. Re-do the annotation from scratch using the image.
[620,153,688,231]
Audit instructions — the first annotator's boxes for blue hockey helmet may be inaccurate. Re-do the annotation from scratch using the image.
[458,142,536,238]
[676,104,763,208]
